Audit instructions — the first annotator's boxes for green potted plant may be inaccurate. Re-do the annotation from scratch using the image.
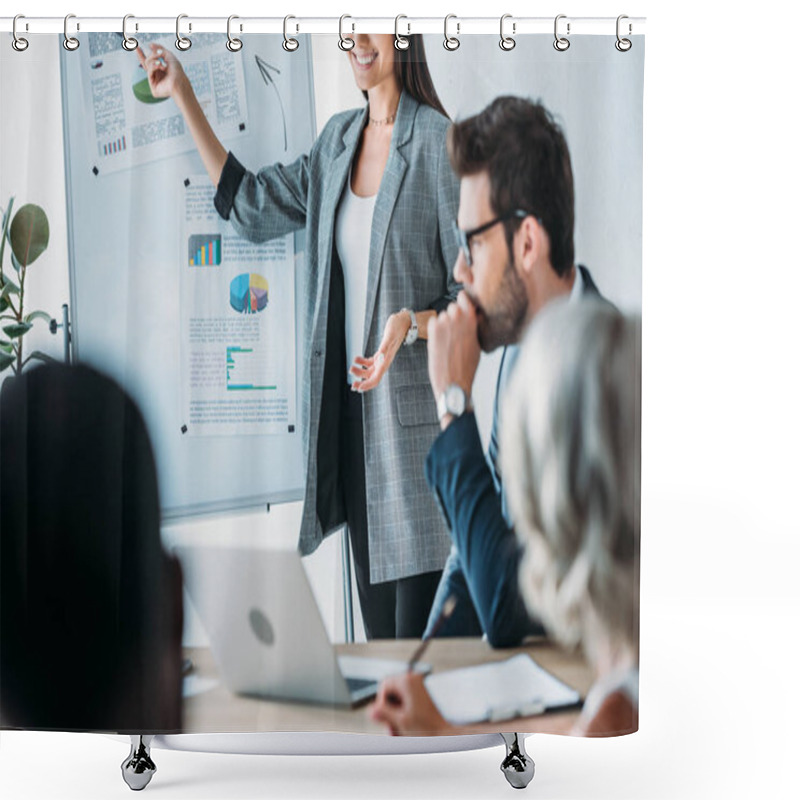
[0,197,53,374]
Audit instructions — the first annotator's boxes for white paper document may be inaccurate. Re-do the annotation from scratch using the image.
[179,176,297,437]
[80,32,247,174]
[425,654,581,726]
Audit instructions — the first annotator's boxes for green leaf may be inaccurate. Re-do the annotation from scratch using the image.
[0,278,20,298]
[0,339,13,353]
[1,200,14,230]
[3,197,14,239]
[0,352,15,372]
[10,204,49,268]
[3,322,32,339]
[0,298,7,313]
[0,197,14,271]
[10,249,22,274]
[24,310,52,324]
[25,350,56,365]
[1,198,14,232]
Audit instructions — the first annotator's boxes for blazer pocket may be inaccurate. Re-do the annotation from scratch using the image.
[395,384,438,428]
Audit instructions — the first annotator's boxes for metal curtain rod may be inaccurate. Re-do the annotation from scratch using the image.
[0,15,646,36]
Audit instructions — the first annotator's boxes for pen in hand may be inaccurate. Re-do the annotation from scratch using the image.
[407,594,458,673]
[384,596,457,708]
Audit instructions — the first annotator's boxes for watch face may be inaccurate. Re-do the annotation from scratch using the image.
[445,384,466,416]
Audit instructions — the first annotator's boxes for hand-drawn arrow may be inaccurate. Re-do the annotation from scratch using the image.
[254,55,288,151]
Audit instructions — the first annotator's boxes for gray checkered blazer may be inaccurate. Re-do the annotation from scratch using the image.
[215,91,460,582]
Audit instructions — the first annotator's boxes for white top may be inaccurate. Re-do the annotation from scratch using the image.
[335,175,377,385]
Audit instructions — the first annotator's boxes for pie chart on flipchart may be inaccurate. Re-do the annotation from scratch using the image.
[229,273,270,314]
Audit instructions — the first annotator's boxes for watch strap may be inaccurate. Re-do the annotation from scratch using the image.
[402,308,418,346]
[437,384,470,422]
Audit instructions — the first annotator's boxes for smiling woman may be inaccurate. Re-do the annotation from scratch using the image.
[134,32,460,640]
[349,34,397,90]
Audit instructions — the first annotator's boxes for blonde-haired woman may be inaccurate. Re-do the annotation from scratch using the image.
[371,300,640,736]
[502,299,640,735]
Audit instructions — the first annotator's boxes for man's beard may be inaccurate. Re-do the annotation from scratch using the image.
[475,257,529,352]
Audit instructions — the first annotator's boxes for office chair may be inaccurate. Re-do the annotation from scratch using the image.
[1,362,183,787]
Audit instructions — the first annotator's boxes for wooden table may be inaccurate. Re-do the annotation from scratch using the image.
[182,637,593,735]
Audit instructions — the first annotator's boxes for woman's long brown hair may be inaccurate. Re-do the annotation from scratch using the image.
[362,35,449,119]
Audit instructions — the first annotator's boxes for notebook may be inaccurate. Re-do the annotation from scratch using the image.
[425,654,581,725]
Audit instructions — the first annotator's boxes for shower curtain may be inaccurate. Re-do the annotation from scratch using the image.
[1,21,643,748]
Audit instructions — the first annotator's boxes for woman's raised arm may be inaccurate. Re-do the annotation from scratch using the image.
[135,44,227,186]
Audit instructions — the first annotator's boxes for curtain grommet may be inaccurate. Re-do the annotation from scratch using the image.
[175,13,192,51]
[615,15,632,52]
[499,14,516,51]
[394,15,410,51]
[444,14,460,51]
[226,15,243,52]
[12,14,29,51]
[63,13,80,51]
[283,15,299,52]
[121,14,138,51]
[338,14,354,51]
[554,14,571,52]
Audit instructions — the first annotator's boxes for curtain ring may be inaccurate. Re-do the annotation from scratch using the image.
[63,13,80,51]
[394,15,410,51]
[338,15,354,51]
[12,14,29,52]
[615,15,632,52]
[282,15,299,52]
[175,13,192,51]
[283,15,299,52]
[553,14,570,51]
[121,14,138,51]
[499,14,515,51]
[226,15,242,52]
[443,14,460,51]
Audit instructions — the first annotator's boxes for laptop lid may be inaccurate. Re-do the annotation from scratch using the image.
[176,545,360,707]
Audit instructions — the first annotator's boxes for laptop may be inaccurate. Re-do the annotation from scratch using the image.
[175,545,424,707]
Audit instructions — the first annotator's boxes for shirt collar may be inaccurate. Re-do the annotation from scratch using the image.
[569,265,584,303]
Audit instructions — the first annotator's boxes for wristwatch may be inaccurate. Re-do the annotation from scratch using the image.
[437,384,469,423]
[402,308,418,346]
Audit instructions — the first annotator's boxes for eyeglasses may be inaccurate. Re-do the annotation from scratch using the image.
[454,209,532,268]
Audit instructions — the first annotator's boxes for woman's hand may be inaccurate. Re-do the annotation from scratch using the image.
[350,310,412,393]
[369,673,453,736]
[134,43,226,186]
[135,44,189,101]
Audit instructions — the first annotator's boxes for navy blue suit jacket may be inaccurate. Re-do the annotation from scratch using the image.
[423,266,601,647]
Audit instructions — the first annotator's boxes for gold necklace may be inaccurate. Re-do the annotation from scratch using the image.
[368,106,399,126]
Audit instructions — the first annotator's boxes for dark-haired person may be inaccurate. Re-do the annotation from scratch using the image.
[135,35,460,639]
[423,96,606,646]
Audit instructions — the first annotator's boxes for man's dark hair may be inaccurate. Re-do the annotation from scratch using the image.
[448,96,575,277]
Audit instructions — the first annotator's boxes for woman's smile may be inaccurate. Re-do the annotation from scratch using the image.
[346,35,398,94]
[351,50,379,69]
